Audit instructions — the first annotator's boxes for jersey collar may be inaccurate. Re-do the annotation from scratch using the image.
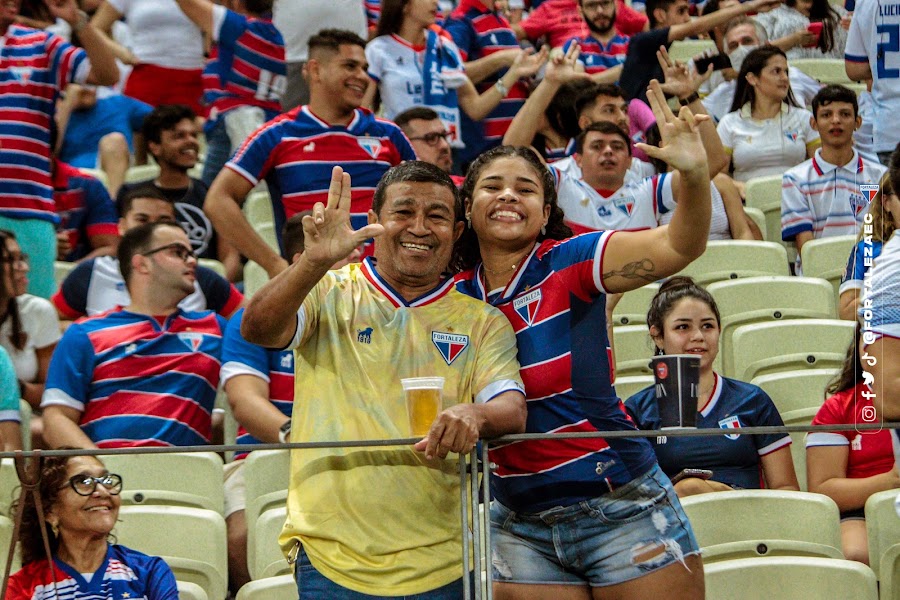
[456,0,493,14]
[300,105,361,130]
[699,372,723,417]
[739,102,789,119]
[361,256,455,308]
[474,242,541,304]
[811,147,863,176]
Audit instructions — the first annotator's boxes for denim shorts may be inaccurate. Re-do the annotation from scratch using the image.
[490,463,700,586]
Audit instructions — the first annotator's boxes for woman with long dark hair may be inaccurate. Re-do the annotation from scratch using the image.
[717,45,819,182]
[363,0,547,148]
[6,454,178,598]
[756,0,847,59]
[806,326,898,564]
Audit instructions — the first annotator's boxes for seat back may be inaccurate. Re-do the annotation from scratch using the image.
[243,261,269,298]
[235,574,297,600]
[790,58,853,84]
[177,581,210,600]
[704,556,877,600]
[0,514,18,574]
[750,369,837,417]
[744,206,767,240]
[729,319,855,382]
[116,505,228,600]
[100,452,224,514]
[675,241,789,286]
[0,458,17,517]
[244,450,290,572]
[125,164,162,184]
[865,489,900,580]
[19,400,31,451]
[668,39,717,63]
[54,260,76,289]
[680,489,842,558]
[198,258,227,278]
[613,375,654,402]
[800,235,857,304]
[250,506,291,580]
[707,276,836,376]
[611,283,659,327]
[744,176,783,244]
[612,325,654,377]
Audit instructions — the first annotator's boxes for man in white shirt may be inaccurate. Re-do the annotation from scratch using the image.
[782,85,886,257]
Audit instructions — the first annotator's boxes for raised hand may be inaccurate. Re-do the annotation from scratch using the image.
[657,46,711,100]
[545,42,590,85]
[635,79,709,176]
[511,45,550,80]
[44,0,80,25]
[751,0,782,13]
[301,166,384,269]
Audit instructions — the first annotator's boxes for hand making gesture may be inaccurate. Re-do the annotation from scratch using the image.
[656,46,712,101]
[545,42,590,86]
[302,166,384,270]
[635,79,710,177]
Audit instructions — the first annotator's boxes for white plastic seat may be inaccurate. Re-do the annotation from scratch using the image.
[610,283,659,327]
[790,58,853,85]
[750,369,838,418]
[235,574,297,600]
[613,375,654,402]
[800,234,857,304]
[124,164,161,184]
[243,261,269,298]
[612,325,654,378]
[674,240,790,287]
[198,258,227,278]
[244,450,290,576]
[865,488,900,591]
[0,458,17,517]
[250,506,291,580]
[177,581,209,600]
[54,260,76,289]
[668,39,717,63]
[704,556,877,599]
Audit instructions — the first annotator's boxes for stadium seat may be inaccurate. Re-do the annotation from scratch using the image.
[100,452,224,514]
[744,175,782,242]
[243,190,274,227]
[116,505,228,600]
[744,206,767,241]
[244,450,290,573]
[680,490,842,563]
[198,258,227,278]
[54,260,76,289]
[865,489,900,590]
[800,234,857,305]
[235,574,297,600]
[243,261,269,299]
[19,399,31,451]
[612,325,654,378]
[613,375,654,402]
[177,581,209,600]
[250,506,291,580]
[0,515,13,573]
[750,369,837,419]
[729,319,855,381]
[790,58,853,85]
[0,458,17,517]
[704,556,877,600]
[611,283,660,327]
[674,241,790,287]
[707,276,836,376]
[668,39,717,63]
[124,164,161,184]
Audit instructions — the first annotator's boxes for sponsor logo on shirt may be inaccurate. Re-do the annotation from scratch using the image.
[432,331,469,365]
[719,415,741,440]
[357,327,373,344]
[280,353,293,368]
[513,288,542,326]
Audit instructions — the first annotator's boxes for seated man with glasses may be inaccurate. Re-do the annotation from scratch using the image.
[393,107,461,185]
[41,220,228,449]
[51,186,243,321]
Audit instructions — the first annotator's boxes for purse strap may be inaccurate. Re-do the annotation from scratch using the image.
[1,451,60,600]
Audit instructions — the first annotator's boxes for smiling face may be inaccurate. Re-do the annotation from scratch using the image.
[310,44,370,116]
[747,55,790,103]
[466,156,550,250]
[149,118,200,172]
[48,457,121,545]
[370,180,463,292]
[812,101,860,149]
[652,297,721,372]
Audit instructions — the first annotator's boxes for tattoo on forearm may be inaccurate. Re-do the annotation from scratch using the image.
[602,259,657,282]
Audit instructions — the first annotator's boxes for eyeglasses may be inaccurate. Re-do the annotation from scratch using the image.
[407,131,451,146]
[582,0,615,11]
[141,243,195,262]
[64,473,123,496]
[1,253,28,268]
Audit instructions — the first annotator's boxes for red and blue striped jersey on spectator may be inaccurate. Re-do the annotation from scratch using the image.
[0,26,88,223]
[365,0,381,32]
[443,0,528,163]
[42,308,226,448]
[226,106,416,254]
[203,6,286,122]
[563,33,629,75]
[53,160,119,262]
[221,308,294,460]
[6,544,178,600]
[455,232,657,513]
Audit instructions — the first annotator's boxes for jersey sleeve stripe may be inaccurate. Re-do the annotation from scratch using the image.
[41,387,85,412]
[475,379,524,404]
[220,360,270,384]
[806,432,850,447]
[757,435,792,456]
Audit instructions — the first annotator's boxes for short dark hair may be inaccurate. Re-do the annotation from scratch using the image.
[394,106,441,130]
[282,211,309,258]
[118,185,174,219]
[117,221,184,287]
[575,121,632,155]
[242,0,273,14]
[575,83,628,121]
[645,0,679,28]
[141,104,197,145]
[308,28,367,58]
[811,84,859,120]
[372,161,461,219]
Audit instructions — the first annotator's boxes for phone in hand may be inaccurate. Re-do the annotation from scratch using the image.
[693,52,733,73]
[806,22,823,47]
[670,468,714,484]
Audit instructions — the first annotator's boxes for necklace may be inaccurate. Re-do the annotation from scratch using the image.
[483,262,519,275]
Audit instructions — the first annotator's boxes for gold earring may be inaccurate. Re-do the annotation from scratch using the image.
[49,521,58,536]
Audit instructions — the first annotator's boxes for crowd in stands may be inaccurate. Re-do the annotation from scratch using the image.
[2,0,900,597]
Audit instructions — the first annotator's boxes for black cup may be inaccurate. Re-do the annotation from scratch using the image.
[651,354,700,428]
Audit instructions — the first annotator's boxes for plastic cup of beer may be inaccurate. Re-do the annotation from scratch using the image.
[401,377,444,437]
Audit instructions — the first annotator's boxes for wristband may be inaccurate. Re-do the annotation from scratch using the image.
[679,92,701,106]
[494,79,510,98]
[278,420,292,444]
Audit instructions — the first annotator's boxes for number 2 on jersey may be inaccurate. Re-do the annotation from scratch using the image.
[878,24,900,79]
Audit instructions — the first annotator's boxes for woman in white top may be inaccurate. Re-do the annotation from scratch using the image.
[91,0,205,113]
[717,45,819,182]
[755,0,848,60]
[363,0,546,148]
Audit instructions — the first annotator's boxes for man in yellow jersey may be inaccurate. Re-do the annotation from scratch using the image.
[242,161,527,598]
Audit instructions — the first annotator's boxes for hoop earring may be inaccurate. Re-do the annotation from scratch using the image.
[465,214,472,229]
[541,224,547,236]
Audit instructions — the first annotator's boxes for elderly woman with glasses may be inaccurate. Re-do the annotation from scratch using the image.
[6,453,178,599]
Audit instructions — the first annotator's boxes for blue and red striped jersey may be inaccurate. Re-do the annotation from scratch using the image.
[0,26,88,223]
[226,105,416,253]
[53,160,119,261]
[563,33,629,75]
[42,308,226,448]
[455,232,656,512]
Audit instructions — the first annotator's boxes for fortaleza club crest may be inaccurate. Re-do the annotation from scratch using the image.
[357,136,382,158]
[860,184,880,204]
[432,331,469,365]
[718,415,741,440]
[513,288,542,326]
[177,332,204,352]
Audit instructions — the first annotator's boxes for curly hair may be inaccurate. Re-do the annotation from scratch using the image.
[455,146,572,272]
[11,454,72,565]
[0,229,26,351]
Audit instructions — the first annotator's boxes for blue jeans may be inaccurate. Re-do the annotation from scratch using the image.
[295,548,474,599]
[490,464,699,586]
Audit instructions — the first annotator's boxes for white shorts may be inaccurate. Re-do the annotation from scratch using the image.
[223,459,247,518]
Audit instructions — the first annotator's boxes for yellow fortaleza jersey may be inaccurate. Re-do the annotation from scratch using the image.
[279,258,524,595]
